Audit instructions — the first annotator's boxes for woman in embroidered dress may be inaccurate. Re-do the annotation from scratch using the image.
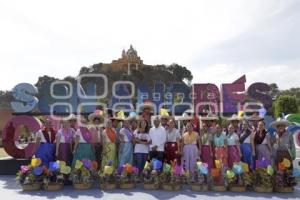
[227,124,242,168]
[239,120,255,170]
[251,121,272,161]
[118,119,134,166]
[200,122,214,170]
[213,124,228,168]
[165,118,181,164]
[34,119,56,167]
[181,122,200,174]
[101,119,117,170]
[72,117,95,167]
[55,119,74,166]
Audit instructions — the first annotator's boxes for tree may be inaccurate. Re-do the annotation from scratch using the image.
[274,95,299,117]
[269,83,280,100]
[167,63,193,84]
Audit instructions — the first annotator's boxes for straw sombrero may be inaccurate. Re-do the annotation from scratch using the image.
[138,101,154,113]
[88,110,105,123]
[269,118,291,129]
[227,114,243,121]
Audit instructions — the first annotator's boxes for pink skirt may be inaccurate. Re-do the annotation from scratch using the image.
[201,145,214,170]
[228,145,240,168]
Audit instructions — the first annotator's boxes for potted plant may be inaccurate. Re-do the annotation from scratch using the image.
[43,161,71,191]
[160,160,182,191]
[274,158,296,193]
[143,160,160,189]
[116,163,138,189]
[210,160,226,192]
[16,158,45,191]
[254,166,274,192]
[190,161,209,191]
[226,163,247,192]
[71,159,97,189]
[99,160,117,190]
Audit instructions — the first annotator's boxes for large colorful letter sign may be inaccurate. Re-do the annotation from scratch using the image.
[2,116,42,158]
[221,75,246,113]
[11,83,39,113]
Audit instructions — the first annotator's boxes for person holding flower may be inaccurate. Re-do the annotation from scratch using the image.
[226,124,242,168]
[270,118,295,169]
[55,119,74,166]
[213,124,228,168]
[34,119,56,167]
[101,119,117,170]
[165,118,181,164]
[181,122,201,175]
[118,118,134,166]
[200,122,214,170]
[72,117,95,168]
[251,120,272,161]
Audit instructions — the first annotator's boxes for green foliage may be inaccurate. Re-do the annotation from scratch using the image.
[274,95,299,117]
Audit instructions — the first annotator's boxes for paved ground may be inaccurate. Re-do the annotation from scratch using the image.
[0,176,299,200]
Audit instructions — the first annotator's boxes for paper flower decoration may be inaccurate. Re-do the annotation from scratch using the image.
[82,159,92,169]
[211,168,220,177]
[60,166,71,175]
[293,168,300,177]
[215,160,221,169]
[124,163,133,173]
[282,158,291,168]
[57,160,66,168]
[104,166,113,175]
[173,165,183,175]
[226,170,235,179]
[108,160,113,166]
[152,159,162,170]
[21,165,29,173]
[49,162,60,171]
[133,166,139,174]
[144,161,151,170]
[241,162,249,173]
[163,163,171,173]
[33,166,43,176]
[117,165,124,174]
[233,164,243,175]
[267,165,274,176]
[199,165,208,175]
[31,158,41,168]
[196,161,202,170]
[75,160,83,169]
[92,161,98,170]
[278,162,285,171]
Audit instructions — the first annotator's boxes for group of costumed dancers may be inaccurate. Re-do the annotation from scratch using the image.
[32,105,296,179]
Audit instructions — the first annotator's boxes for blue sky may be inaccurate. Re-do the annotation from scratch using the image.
[0,0,299,90]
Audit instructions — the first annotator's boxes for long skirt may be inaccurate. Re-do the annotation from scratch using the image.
[274,149,293,170]
[134,153,148,173]
[72,143,95,167]
[228,145,240,168]
[101,142,117,170]
[35,143,55,167]
[256,144,271,161]
[201,145,213,170]
[118,142,133,166]
[165,142,180,164]
[240,143,254,170]
[182,144,199,174]
[57,143,73,166]
[214,146,228,168]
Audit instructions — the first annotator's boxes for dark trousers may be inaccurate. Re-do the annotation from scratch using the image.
[134,153,148,173]
[94,144,102,169]
[149,151,164,163]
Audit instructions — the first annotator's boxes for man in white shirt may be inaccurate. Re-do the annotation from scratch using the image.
[149,116,167,164]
